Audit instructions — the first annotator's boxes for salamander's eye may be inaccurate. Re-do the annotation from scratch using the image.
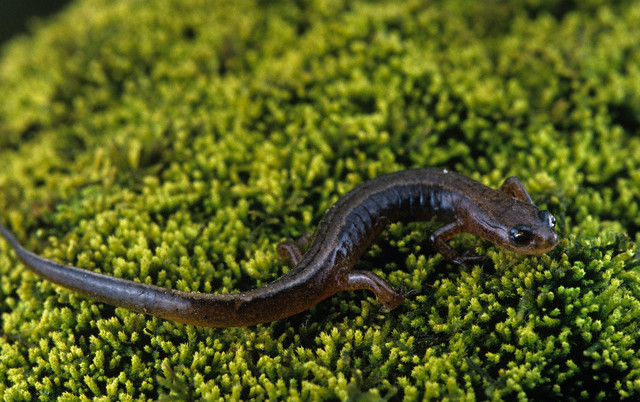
[538,210,556,228]
[510,225,533,245]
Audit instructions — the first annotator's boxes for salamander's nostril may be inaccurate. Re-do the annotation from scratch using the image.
[538,210,555,228]
[538,210,549,221]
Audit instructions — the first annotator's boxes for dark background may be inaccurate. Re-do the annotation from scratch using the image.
[0,0,70,47]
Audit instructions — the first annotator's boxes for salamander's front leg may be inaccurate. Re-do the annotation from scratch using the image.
[430,222,484,267]
[343,271,415,310]
[499,176,534,205]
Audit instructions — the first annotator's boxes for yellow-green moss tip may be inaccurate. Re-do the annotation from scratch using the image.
[1,0,640,399]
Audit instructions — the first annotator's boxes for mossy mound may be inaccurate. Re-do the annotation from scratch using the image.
[1,0,640,400]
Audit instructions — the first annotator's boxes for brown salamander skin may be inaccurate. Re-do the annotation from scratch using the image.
[0,169,558,327]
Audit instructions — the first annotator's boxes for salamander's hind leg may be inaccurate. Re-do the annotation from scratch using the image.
[343,271,416,310]
[277,233,313,266]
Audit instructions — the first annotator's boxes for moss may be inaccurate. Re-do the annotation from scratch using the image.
[1,0,640,399]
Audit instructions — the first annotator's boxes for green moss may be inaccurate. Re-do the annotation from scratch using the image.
[1,0,640,399]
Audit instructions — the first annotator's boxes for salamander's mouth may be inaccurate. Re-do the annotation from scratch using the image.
[516,230,558,254]
[537,230,559,253]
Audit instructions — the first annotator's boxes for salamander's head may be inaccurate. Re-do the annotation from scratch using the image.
[500,208,558,255]
[469,195,559,255]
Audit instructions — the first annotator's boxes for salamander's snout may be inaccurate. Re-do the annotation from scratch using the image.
[507,209,558,254]
[537,210,558,249]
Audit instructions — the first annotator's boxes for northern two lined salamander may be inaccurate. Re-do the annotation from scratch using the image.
[0,169,558,327]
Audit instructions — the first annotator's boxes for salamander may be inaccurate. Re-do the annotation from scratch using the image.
[0,169,558,327]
